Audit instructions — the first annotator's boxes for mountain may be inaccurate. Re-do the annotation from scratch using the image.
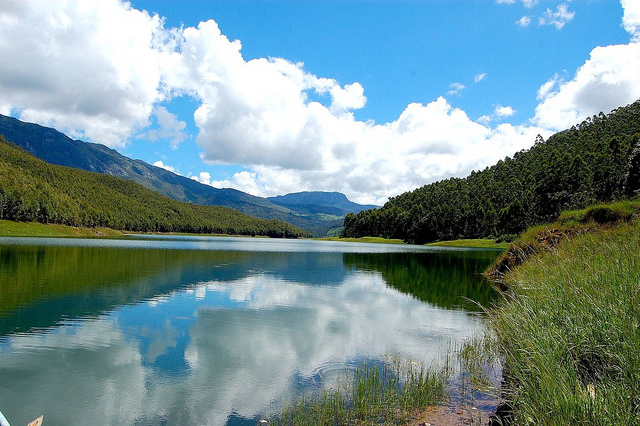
[344,99,640,243]
[0,114,354,236]
[0,136,310,238]
[268,192,378,216]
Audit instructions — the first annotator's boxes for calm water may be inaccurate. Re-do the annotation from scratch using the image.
[0,236,500,425]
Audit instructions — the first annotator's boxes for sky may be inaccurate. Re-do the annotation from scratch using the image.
[0,0,639,205]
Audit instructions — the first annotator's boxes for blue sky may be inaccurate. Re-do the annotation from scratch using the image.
[1,1,638,204]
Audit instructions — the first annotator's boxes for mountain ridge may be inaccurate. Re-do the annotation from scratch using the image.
[0,114,372,236]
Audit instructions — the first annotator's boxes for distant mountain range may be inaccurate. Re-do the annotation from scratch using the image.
[0,114,377,236]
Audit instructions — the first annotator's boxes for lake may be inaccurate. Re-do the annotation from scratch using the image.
[0,236,500,425]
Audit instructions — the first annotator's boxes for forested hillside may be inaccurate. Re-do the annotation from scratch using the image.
[0,114,348,236]
[344,100,640,243]
[0,137,310,238]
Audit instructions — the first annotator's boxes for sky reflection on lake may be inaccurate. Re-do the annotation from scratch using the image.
[0,236,499,425]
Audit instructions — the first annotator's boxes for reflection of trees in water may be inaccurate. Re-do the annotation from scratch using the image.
[0,245,253,335]
[343,251,500,311]
[0,244,498,336]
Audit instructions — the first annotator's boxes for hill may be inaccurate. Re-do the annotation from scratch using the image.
[0,114,352,236]
[343,99,640,243]
[268,191,378,216]
[0,136,310,238]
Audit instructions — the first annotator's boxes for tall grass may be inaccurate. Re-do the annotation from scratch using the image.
[271,358,450,425]
[491,221,640,424]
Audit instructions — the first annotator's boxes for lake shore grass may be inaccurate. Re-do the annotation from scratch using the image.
[0,220,125,238]
[427,239,510,250]
[317,236,406,244]
[270,358,451,425]
[0,220,284,239]
[285,200,640,424]
[484,202,640,424]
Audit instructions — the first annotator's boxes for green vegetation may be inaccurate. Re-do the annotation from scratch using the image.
[344,99,640,243]
[344,250,499,311]
[479,201,640,424]
[271,358,449,425]
[0,219,124,237]
[0,243,255,333]
[0,114,375,236]
[427,239,510,249]
[0,137,310,238]
[318,236,405,244]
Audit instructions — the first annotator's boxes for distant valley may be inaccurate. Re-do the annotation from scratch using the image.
[0,114,377,236]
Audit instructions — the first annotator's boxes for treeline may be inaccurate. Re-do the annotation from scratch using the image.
[0,137,311,238]
[344,99,640,243]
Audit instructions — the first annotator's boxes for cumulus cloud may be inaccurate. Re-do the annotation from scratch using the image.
[191,171,212,186]
[539,4,575,29]
[152,160,177,173]
[495,105,516,118]
[622,0,640,41]
[534,42,640,131]
[1,0,637,205]
[0,0,171,146]
[205,98,547,202]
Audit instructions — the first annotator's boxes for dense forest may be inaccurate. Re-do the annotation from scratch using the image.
[344,99,640,243]
[0,136,310,238]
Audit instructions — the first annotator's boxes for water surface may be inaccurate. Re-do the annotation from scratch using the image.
[0,236,499,425]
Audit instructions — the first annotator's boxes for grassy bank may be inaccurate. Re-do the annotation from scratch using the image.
[0,219,124,238]
[318,236,406,244]
[486,202,640,424]
[427,239,510,250]
[321,236,509,248]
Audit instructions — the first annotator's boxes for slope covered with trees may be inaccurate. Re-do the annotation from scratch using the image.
[0,137,310,238]
[0,114,358,236]
[344,100,640,243]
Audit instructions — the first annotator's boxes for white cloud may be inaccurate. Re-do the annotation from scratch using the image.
[474,73,487,83]
[0,0,171,147]
[329,82,367,115]
[447,82,466,95]
[144,106,187,149]
[210,171,263,195]
[1,0,637,205]
[534,42,640,131]
[516,16,532,27]
[496,0,537,8]
[152,160,176,173]
[539,4,575,29]
[622,0,640,41]
[191,171,212,186]
[494,105,516,118]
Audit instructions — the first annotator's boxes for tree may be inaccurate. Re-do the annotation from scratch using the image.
[623,137,640,196]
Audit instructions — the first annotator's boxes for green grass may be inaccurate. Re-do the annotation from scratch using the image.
[320,237,509,248]
[557,199,640,226]
[271,358,449,425]
[427,239,510,250]
[0,219,124,238]
[489,220,640,425]
[318,236,406,244]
